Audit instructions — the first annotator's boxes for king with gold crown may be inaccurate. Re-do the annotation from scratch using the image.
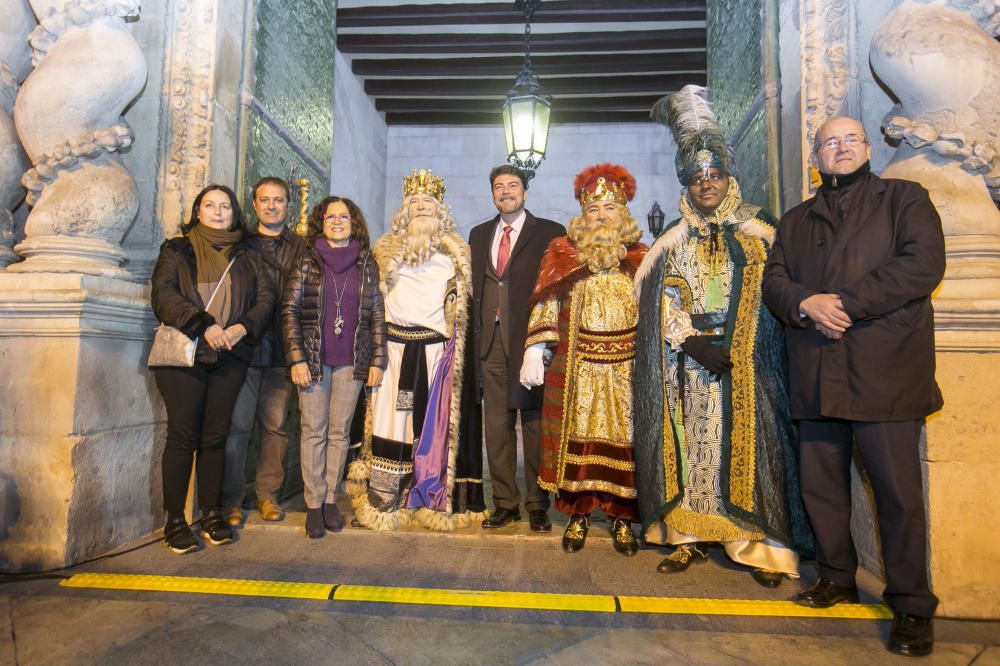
[520,163,648,556]
[346,169,487,532]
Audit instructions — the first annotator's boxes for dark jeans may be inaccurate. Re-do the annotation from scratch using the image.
[799,418,939,617]
[155,355,249,515]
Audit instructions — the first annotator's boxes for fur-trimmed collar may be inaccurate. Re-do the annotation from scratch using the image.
[529,236,648,307]
[373,231,472,299]
[634,203,775,291]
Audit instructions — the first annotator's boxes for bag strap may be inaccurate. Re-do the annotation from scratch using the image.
[204,257,237,310]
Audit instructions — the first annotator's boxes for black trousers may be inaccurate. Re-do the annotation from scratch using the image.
[799,418,938,617]
[481,328,548,512]
[155,355,249,515]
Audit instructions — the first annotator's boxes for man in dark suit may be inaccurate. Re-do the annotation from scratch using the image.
[763,116,943,657]
[470,165,564,532]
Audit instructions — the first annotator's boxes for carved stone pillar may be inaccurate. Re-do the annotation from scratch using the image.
[11,0,147,278]
[870,0,1000,618]
[0,0,34,269]
[798,0,853,197]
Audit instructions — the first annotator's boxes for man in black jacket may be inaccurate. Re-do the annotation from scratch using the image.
[221,177,306,526]
[762,116,944,657]
[471,165,564,532]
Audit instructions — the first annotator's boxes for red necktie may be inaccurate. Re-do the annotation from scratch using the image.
[495,224,513,276]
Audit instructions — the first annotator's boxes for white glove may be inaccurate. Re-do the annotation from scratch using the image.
[519,343,546,388]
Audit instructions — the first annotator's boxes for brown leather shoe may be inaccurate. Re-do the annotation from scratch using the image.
[225,506,245,528]
[256,498,285,522]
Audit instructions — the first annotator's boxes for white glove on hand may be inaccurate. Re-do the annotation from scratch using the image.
[519,343,546,388]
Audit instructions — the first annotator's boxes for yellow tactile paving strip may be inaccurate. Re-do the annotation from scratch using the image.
[60,573,893,619]
[62,573,334,600]
[334,585,616,612]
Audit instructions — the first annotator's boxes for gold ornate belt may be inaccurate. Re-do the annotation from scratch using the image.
[387,324,445,343]
[576,326,636,363]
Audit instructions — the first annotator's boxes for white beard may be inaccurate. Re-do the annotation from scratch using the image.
[402,215,441,266]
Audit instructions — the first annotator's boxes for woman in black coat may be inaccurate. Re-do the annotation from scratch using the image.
[282,196,386,538]
[151,184,274,554]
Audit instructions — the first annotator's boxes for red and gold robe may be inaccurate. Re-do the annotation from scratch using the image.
[525,237,647,521]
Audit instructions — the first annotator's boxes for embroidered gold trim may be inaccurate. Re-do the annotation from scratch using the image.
[728,233,766,513]
[577,327,637,340]
[666,507,764,542]
[661,282,680,502]
[555,281,585,488]
[662,276,693,311]
[371,456,413,474]
[564,453,636,472]
[525,329,559,348]
[386,324,442,342]
[558,478,638,499]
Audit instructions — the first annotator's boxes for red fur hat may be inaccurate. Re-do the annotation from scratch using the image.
[573,163,637,207]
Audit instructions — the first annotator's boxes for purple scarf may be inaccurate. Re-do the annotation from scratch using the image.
[314,238,360,367]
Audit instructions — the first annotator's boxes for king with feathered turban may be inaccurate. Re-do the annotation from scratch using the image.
[519,163,648,556]
[632,85,813,586]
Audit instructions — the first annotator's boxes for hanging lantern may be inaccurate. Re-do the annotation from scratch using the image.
[647,202,666,237]
[502,0,551,181]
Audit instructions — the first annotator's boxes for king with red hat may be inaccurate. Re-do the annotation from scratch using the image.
[519,163,648,556]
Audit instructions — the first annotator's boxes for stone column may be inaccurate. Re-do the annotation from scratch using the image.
[11,0,147,278]
[0,0,158,572]
[0,0,34,269]
[869,1,1000,619]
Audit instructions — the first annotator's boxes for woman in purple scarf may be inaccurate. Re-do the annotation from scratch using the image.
[282,197,386,538]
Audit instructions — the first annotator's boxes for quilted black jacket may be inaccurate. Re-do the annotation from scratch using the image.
[281,247,386,381]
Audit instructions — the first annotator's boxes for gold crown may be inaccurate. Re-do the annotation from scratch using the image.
[579,177,627,208]
[402,168,446,202]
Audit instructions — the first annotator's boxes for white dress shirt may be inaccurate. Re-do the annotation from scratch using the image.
[489,210,527,271]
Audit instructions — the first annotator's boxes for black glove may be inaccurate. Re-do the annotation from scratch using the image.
[681,335,733,375]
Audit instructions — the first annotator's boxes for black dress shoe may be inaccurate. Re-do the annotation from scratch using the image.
[751,568,785,588]
[794,578,859,608]
[528,509,552,532]
[888,613,933,657]
[305,508,325,539]
[561,514,589,553]
[611,518,638,556]
[482,507,520,529]
[656,543,708,573]
[350,516,364,529]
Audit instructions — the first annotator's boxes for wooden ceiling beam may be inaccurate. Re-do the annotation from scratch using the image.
[338,29,705,55]
[352,52,705,78]
[365,73,705,97]
[374,96,666,114]
[338,1,705,28]
[384,110,658,125]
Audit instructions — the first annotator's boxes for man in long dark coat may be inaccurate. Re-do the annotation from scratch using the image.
[762,116,944,658]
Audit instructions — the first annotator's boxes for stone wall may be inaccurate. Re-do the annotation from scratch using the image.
[240,0,335,226]
[383,123,679,243]
[707,0,770,210]
[330,49,388,231]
